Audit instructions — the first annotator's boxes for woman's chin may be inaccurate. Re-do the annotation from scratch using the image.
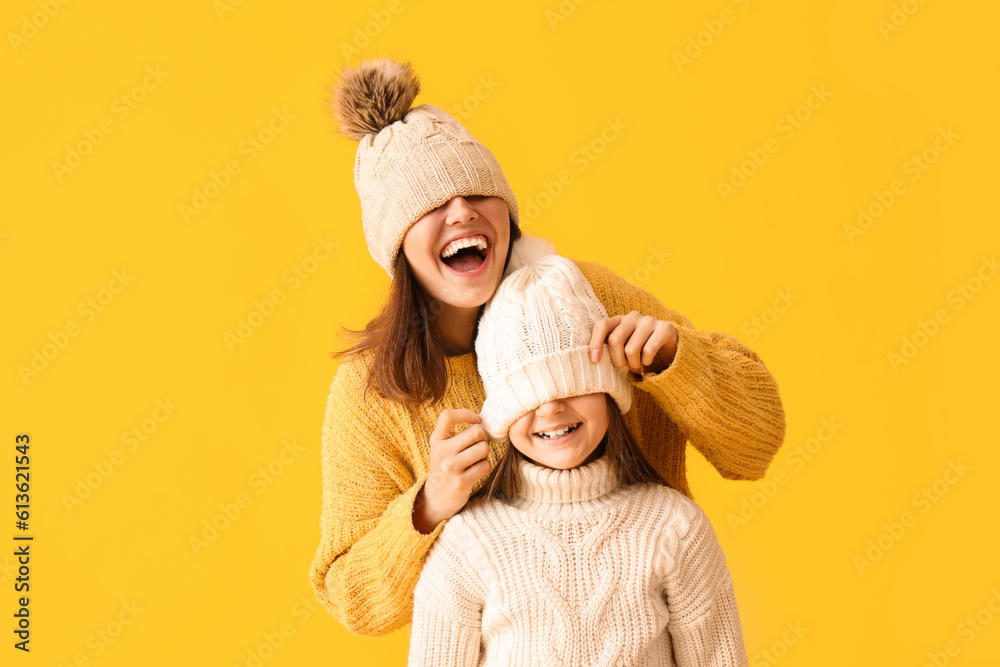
[437,286,493,310]
[436,269,501,306]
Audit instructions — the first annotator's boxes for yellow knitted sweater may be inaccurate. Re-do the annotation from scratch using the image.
[309,259,786,637]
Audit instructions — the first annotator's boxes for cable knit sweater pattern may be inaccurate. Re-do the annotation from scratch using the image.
[408,456,748,667]
[310,259,786,636]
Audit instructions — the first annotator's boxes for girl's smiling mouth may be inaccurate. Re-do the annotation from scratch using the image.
[533,422,582,443]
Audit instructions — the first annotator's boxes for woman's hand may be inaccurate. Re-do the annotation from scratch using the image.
[589,311,678,375]
[412,409,492,534]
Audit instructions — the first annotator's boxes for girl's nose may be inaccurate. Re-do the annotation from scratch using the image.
[534,399,566,417]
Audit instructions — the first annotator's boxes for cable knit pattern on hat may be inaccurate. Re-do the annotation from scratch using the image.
[476,254,632,441]
[408,455,748,666]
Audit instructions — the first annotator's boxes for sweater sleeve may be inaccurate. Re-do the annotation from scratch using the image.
[574,259,786,481]
[407,517,484,667]
[660,495,748,667]
[309,357,447,637]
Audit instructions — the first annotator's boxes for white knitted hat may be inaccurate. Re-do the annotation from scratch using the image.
[330,58,519,277]
[476,254,632,442]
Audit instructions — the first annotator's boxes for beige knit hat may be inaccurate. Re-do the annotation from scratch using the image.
[330,58,520,276]
[476,253,632,442]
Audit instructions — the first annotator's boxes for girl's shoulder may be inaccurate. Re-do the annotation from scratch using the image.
[433,495,512,553]
[416,505,503,606]
[628,482,708,533]
[441,495,500,531]
[423,506,493,576]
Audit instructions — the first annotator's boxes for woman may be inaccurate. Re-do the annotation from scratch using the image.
[309,57,786,637]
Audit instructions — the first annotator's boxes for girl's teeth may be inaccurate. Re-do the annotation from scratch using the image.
[537,424,579,439]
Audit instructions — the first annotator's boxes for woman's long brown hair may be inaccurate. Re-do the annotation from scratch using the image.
[472,393,669,502]
[332,216,521,406]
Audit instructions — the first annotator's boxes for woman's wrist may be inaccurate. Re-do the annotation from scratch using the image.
[412,487,447,535]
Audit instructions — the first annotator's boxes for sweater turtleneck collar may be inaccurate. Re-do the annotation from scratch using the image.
[507,454,623,516]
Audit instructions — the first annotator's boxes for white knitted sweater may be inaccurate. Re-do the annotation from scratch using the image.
[407,455,748,667]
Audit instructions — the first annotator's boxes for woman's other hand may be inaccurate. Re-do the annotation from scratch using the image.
[412,409,492,534]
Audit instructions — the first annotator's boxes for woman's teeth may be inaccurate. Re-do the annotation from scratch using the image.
[536,423,581,439]
[440,235,489,259]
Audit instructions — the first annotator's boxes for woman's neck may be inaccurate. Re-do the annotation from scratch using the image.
[431,300,481,355]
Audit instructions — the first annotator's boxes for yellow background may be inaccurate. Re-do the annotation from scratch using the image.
[3,0,998,665]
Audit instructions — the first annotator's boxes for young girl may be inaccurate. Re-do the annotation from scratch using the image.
[310,57,785,637]
[408,253,747,666]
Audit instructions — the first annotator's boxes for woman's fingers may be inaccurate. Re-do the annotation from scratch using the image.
[454,440,491,474]
[590,312,676,374]
[589,315,622,362]
[462,457,493,484]
[606,312,640,370]
[424,409,491,525]
[622,315,658,373]
[431,408,481,442]
[642,321,676,367]
[451,424,489,454]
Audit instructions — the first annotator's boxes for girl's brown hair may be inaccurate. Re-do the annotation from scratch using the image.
[471,393,669,502]
[332,216,521,406]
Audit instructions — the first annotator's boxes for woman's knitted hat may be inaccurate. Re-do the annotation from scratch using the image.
[330,58,520,277]
[476,253,632,442]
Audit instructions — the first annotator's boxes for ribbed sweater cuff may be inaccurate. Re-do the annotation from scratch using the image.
[388,473,448,552]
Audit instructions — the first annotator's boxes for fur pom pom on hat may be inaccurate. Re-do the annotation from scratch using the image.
[330,59,420,141]
[476,253,632,442]
[329,57,520,277]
